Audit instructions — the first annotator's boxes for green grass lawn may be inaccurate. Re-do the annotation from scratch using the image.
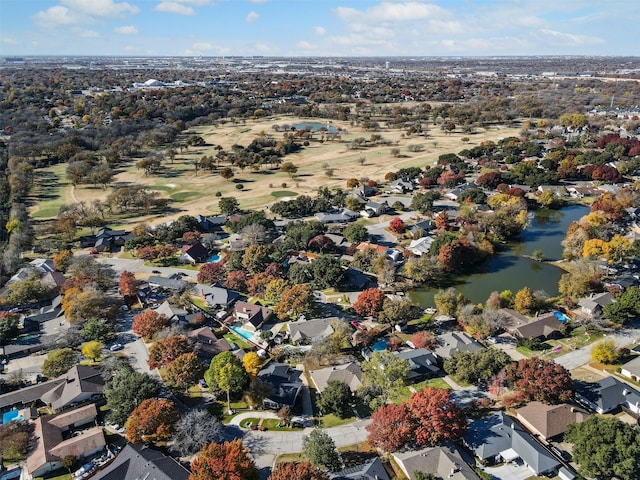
[414,377,452,390]
[34,469,72,480]
[517,326,605,360]
[275,452,305,464]
[170,191,203,202]
[271,190,299,198]
[318,413,356,428]
[223,332,253,350]
[239,417,260,428]
[261,418,303,431]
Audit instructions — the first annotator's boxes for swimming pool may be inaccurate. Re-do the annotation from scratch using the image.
[207,254,222,263]
[231,326,254,340]
[2,409,22,424]
[553,311,569,324]
[371,339,388,351]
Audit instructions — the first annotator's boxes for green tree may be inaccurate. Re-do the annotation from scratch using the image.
[433,287,466,316]
[302,429,342,472]
[444,348,512,385]
[317,381,353,419]
[280,162,298,177]
[343,223,368,243]
[219,196,240,215]
[360,350,410,409]
[80,318,116,343]
[566,416,640,480]
[104,364,160,426]
[0,313,20,345]
[309,255,344,289]
[42,348,79,378]
[204,351,248,414]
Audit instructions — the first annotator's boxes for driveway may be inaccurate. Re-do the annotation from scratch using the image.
[365,212,414,246]
[482,460,536,480]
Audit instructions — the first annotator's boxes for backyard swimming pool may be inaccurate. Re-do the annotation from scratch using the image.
[2,409,22,424]
[371,339,388,351]
[554,311,569,323]
[231,326,254,340]
[207,254,222,263]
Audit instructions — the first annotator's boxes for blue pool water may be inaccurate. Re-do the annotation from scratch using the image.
[554,311,569,323]
[207,254,222,263]
[231,326,254,340]
[371,339,387,351]
[2,409,22,424]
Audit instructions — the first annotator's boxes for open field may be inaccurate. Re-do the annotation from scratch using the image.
[30,114,521,226]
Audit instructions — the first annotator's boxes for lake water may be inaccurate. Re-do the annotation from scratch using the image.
[292,122,337,133]
[410,204,590,307]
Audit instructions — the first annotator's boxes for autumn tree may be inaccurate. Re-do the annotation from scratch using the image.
[165,352,204,392]
[42,348,79,378]
[269,461,329,480]
[224,270,247,292]
[0,420,32,461]
[62,287,119,325]
[513,287,541,315]
[302,429,342,472]
[204,351,248,414]
[353,288,386,317]
[190,440,258,480]
[126,398,180,443]
[53,249,74,272]
[242,351,262,378]
[197,261,226,285]
[132,309,168,340]
[274,284,317,320]
[504,357,572,405]
[170,410,224,457]
[366,403,413,452]
[433,287,466,316]
[591,340,620,364]
[411,330,436,350]
[81,341,103,362]
[408,387,467,446]
[118,271,138,298]
[389,217,406,234]
[147,335,193,369]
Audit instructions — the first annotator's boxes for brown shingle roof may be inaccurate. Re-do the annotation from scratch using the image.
[515,402,589,440]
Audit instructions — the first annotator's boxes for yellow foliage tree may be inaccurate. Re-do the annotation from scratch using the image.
[81,340,103,362]
[242,352,262,378]
[591,340,619,364]
[606,234,632,263]
[582,239,608,259]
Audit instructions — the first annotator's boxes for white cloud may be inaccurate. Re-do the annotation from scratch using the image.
[33,6,85,27]
[297,40,316,50]
[60,0,139,18]
[173,0,212,4]
[155,2,196,15]
[114,25,138,34]
[246,11,260,24]
[186,42,231,55]
[314,26,326,36]
[334,2,448,23]
[75,28,100,38]
[254,42,271,53]
[539,29,604,46]
[1,37,19,45]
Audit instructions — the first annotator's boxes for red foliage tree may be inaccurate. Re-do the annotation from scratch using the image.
[308,235,335,253]
[182,231,202,244]
[353,288,386,317]
[136,246,158,261]
[269,461,329,480]
[388,217,406,234]
[164,352,204,392]
[591,165,623,183]
[147,335,192,369]
[504,357,573,404]
[411,330,436,350]
[591,194,625,221]
[476,171,504,189]
[366,403,413,452]
[132,309,168,340]
[224,270,247,292]
[197,261,226,284]
[407,387,467,446]
[190,440,259,480]
[119,271,138,298]
[126,398,179,443]
[246,273,276,297]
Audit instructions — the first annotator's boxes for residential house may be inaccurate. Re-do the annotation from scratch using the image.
[620,355,640,382]
[392,444,480,480]
[0,378,67,412]
[575,376,640,415]
[189,326,231,359]
[444,183,478,201]
[92,227,132,253]
[409,219,436,238]
[233,301,272,332]
[577,292,616,317]
[40,365,105,412]
[179,242,209,264]
[257,362,303,409]
[154,301,188,324]
[330,458,390,480]
[515,402,589,441]
[195,284,240,309]
[394,348,440,381]
[360,200,388,218]
[501,309,563,341]
[385,178,414,194]
[40,271,67,290]
[287,317,335,345]
[91,443,190,480]
[26,404,106,479]
[148,275,188,292]
[434,332,484,360]
[407,236,434,256]
[315,208,359,224]
[309,363,363,394]
[465,411,560,476]
[194,214,226,233]
[344,267,375,290]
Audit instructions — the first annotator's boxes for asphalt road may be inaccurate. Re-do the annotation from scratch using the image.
[95,257,198,279]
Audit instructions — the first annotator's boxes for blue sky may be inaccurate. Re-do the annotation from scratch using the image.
[0,0,637,57]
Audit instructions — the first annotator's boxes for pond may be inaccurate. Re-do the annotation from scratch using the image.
[291,122,337,133]
[410,204,590,307]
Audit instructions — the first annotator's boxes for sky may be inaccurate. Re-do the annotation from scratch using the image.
[0,0,638,57]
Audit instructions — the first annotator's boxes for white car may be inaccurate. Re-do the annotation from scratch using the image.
[109,343,124,352]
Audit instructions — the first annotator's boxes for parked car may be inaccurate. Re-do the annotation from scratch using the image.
[109,343,124,352]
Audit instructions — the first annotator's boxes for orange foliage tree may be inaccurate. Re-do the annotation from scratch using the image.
[132,309,168,339]
[353,288,386,317]
[411,330,436,350]
[118,271,138,298]
[147,335,192,369]
[366,403,413,453]
[407,387,467,446]
[190,440,259,480]
[269,461,329,480]
[126,398,179,443]
[504,358,573,405]
[53,249,74,272]
[164,352,204,392]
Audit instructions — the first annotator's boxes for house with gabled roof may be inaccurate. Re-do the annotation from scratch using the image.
[575,376,640,415]
[434,331,484,360]
[465,411,560,476]
[393,444,479,480]
[330,457,390,480]
[287,317,335,345]
[577,292,616,317]
[501,309,563,340]
[621,355,640,382]
[40,365,105,412]
[154,300,188,324]
[257,362,303,409]
[148,275,188,292]
[91,443,190,480]
[189,326,231,359]
[515,402,589,441]
[179,242,209,264]
[233,301,272,332]
[195,284,240,309]
[394,348,440,381]
[309,362,363,394]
